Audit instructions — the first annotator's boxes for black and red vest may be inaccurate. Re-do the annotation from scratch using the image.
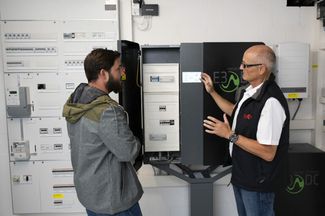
[230,74,290,192]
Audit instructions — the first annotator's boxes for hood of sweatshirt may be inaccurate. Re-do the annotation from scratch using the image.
[62,83,113,124]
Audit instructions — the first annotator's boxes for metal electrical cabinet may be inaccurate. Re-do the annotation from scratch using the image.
[118,42,181,166]
[143,64,180,152]
[141,46,181,162]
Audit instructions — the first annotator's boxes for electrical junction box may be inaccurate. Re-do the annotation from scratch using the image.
[6,86,32,118]
[141,4,159,16]
[274,42,310,99]
[12,141,30,161]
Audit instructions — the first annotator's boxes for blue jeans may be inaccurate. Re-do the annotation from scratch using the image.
[86,203,142,216]
[233,185,275,216]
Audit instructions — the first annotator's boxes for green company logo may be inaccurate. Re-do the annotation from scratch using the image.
[286,175,305,195]
[220,71,240,93]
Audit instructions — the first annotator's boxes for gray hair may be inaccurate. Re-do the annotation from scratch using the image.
[256,46,276,74]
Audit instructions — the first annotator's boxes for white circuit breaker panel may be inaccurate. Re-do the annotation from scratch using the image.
[274,42,310,99]
[62,20,118,72]
[1,20,119,73]
[10,161,84,214]
[143,63,180,152]
[1,21,59,72]
[5,72,87,117]
[10,161,42,214]
[39,161,84,213]
[143,64,179,93]
[7,117,70,161]
[1,1,120,212]
[59,20,119,101]
[144,93,179,152]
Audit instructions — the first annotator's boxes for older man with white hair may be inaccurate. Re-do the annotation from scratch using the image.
[201,45,289,216]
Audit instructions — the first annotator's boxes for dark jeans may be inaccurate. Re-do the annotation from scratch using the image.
[233,185,275,216]
[86,203,142,216]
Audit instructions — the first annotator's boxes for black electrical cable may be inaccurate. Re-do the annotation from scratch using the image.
[291,98,303,120]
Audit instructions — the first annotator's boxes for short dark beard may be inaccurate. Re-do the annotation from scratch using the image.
[106,72,121,93]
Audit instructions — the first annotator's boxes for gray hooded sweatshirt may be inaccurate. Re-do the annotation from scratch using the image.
[63,83,143,214]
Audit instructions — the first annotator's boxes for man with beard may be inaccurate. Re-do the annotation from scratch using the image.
[63,49,143,216]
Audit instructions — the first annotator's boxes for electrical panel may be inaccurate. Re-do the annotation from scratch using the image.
[143,64,179,93]
[7,117,70,161]
[10,161,83,214]
[274,42,310,99]
[141,46,180,162]
[2,21,59,73]
[144,93,179,152]
[143,63,180,153]
[39,161,84,213]
[1,2,120,212]
[5,72,87,117]
[10,161,42,213]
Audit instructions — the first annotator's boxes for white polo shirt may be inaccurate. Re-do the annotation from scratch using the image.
[229,83,286,156]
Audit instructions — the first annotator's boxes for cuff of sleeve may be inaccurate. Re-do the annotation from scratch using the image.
[257,139,279,145]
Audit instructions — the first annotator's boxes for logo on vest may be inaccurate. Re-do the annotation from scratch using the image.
[243,113,253,120]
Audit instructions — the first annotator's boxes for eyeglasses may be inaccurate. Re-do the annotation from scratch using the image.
[240,63,263,69]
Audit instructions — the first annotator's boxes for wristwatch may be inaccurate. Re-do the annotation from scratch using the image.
[229,132,239,144]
